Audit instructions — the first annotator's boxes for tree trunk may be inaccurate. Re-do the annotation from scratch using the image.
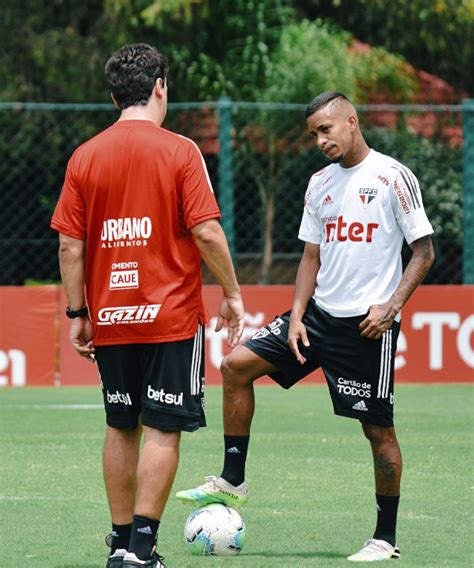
[260,192,274,284]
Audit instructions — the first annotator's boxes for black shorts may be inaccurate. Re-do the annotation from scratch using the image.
[95,325,206,432]
[244,301,400,428]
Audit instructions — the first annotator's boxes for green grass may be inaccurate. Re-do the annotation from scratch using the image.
[1,385,473,567]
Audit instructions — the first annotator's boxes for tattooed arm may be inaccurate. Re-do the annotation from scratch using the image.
[359,235,435,340]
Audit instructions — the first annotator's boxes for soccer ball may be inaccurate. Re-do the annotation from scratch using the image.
[184,503,246,556]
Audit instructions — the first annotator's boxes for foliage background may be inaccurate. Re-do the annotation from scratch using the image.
[0,0,468,284]
[2,0,471,103]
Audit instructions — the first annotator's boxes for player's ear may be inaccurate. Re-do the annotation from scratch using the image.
[155,76,167,95]
[347,114,357,132]
[110,93,121,109]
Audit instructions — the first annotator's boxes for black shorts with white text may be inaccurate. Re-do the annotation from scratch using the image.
[95,325,206,432]
[244,301,400,427]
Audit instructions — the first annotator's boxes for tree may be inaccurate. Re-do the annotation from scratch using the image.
[2,0,445,286]
[242,18,357,282]
[234,18,416,282]
[295,0,473,96]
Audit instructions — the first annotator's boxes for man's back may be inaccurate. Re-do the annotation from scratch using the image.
[51,44,244,568]
[51,120,220,345]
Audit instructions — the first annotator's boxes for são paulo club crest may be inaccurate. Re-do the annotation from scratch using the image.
[359,187,378,208]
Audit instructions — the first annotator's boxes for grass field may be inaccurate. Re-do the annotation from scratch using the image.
[1,384,473,567]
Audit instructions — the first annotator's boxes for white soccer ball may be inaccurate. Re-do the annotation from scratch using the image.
[184,503,246,556]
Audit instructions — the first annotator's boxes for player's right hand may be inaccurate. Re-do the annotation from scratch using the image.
[288,319,309,365]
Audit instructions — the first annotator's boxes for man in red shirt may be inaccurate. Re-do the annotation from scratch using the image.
[51,43,244,568]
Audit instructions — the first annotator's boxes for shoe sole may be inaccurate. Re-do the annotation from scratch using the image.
[107,558,126,567]
[122,560,161,567]
[347,549,401,562]
[176,492,248,507]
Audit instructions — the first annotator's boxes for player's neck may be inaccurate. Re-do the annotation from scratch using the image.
[117,104,165,127]
[340,138,370,169]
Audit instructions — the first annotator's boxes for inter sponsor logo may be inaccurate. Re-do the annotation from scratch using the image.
[97,304,161,325]
[324,215,379,243]
[147,385,184,406]
[109,270,139,290]
[101,217,152,248]
[106,390,132,405]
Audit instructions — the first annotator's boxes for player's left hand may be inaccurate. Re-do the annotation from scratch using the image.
[215,295,245,348]
[70,316,96,362]
[359,303,396,340]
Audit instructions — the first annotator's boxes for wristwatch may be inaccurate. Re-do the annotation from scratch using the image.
[66,306,89,319]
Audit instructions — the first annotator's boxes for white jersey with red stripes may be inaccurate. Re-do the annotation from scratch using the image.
[298,149,433,317]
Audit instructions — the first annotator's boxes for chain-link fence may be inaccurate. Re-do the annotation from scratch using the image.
[0,101,466,285]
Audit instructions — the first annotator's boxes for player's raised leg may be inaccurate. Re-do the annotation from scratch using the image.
[175,345,276,506]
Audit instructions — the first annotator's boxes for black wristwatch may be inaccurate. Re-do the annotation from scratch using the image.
[66,306,89,319]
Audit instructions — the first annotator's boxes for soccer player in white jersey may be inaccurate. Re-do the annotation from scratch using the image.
[176,92,435,561]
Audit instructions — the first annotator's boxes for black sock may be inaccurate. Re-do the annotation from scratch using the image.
[220,435,250,486]
[110,523,132,554]
[373,494,400,546]
[128,515,160,560]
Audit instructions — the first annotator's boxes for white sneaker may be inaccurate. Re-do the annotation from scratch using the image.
[347,539,400,561]
[122,550,166,567]
[176,475,249,506]
[106,548,127,568]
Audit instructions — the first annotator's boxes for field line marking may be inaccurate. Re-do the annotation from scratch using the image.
[0,495,86,501]
[0,404,102,410]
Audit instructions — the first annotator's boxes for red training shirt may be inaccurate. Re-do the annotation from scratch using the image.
[51,119,221,345]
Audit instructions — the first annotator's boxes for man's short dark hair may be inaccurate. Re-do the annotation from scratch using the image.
[105,43,168,109]
[305,92,350,118]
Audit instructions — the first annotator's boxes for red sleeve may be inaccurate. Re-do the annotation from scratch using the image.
[180,138,221,229]
[50,153,87,239]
